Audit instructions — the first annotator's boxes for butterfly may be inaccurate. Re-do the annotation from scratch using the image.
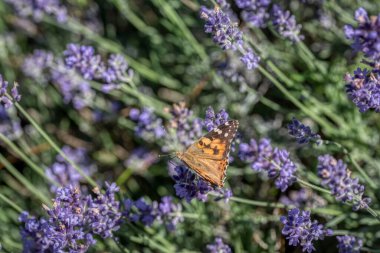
[175,120,239,187]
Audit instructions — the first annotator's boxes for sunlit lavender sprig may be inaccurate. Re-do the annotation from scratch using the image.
[337,235,363,253]
[281,208,333,252]
[0,75,21,109]
[45,146,96,192]
[64,43,133,92]
[239,138,297,191]
[271,4,304,42]
[22,50,54,82]
[235,0,271,28]
[129,107,165,142]
[206,237,232,253]
[288,117,321,144]
[317,155,371,210]
[124,196,184,231]
[344,8,380,62]
[5,0,67,23]
[19,183,122,252]
[345,67,380,112]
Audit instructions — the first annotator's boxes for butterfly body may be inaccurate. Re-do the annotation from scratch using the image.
[175,120,239,187]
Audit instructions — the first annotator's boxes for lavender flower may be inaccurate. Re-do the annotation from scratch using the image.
[287,117,321,144]
[240,48,260,70]
[51,63,95,109]
[45,146,96,192]
[0,75,21,108]
[337,235,363,253]
[235,0,271,28]
[317,155,371,210]
[102,54,134,92]
[155,196,184,231]
[238,138,273,171]
[124,196,183,231]
[22,50,54,82]
[171,164,213,202]
[206,237,232,253]
[0,107,22,140]
[5,0,67,23]
[239,139,297,191]
[281,208,332,252]
[280,189,326,209]
[345,67,380,112]
[200,6,243,50]
[204,106,230,131]
[129,108,165,142]
[19,183,121,252]
[165,102,203,150]
[124,148,157,174]
[344,8,380,62]
[271,5,304,42]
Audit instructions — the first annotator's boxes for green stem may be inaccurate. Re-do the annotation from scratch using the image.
[297,178,331,195]
[0,153,51,204]
[0,133,59,186]
[0,192,23,213]
[14,103,97,187]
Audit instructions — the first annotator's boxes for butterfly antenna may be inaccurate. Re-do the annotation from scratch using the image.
[158,153,176,159]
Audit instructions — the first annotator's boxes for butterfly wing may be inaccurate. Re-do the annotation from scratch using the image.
[179,120,239,187]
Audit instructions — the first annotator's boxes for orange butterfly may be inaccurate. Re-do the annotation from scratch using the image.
[175,120,239,187]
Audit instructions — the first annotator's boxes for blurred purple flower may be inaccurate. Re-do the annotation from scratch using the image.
[5,0,67,23]
[124,196,183,231]
[19,183,121,252]
[271,4,304,42]
[171,164,213,202]
[22,50,54,82]
[206,237,232,253]
[0,75,21,109]
[337,235,363,253]
[200,6,243,50]
[317,155,371,210]
[345,67,380,112]
[0,107,22,140]
[281,208,333,252]
[344,8,380,62]
[239,139,297,191]
[287,117,321,144]
[204,106,230,131]
[124,148,157,174]
[45,146,96,192]
[280,188,326,209]
[240,48,260,70]
[102,54,134,92]
[235,0,271,28]
[129,108,165,142]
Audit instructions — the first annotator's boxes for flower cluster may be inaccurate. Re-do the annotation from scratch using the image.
[271,5,304,42]
[124,196,184,231]
[280,189,326,209]
[345,67,380,112]
[344,8,380,62]
[0,107,22,141]
[5,0,67,23]
[287,117,321,144]
[0,75,21,109]
[129,107,165,142]
[206,237,232,253]
[19,183,122,252]
[124,148,158,174]
[64,44,133,92]
[23,50,95,109]
[239,138,297,191]
[281,208,333,252]
[171,164,213,202]
[337,235,363,253]
[204,106,230,131]
[317,155,371,210]
[45,146,96,192]
[235,0,271,28]
[200,6,260,69]
[165,102,203,150]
